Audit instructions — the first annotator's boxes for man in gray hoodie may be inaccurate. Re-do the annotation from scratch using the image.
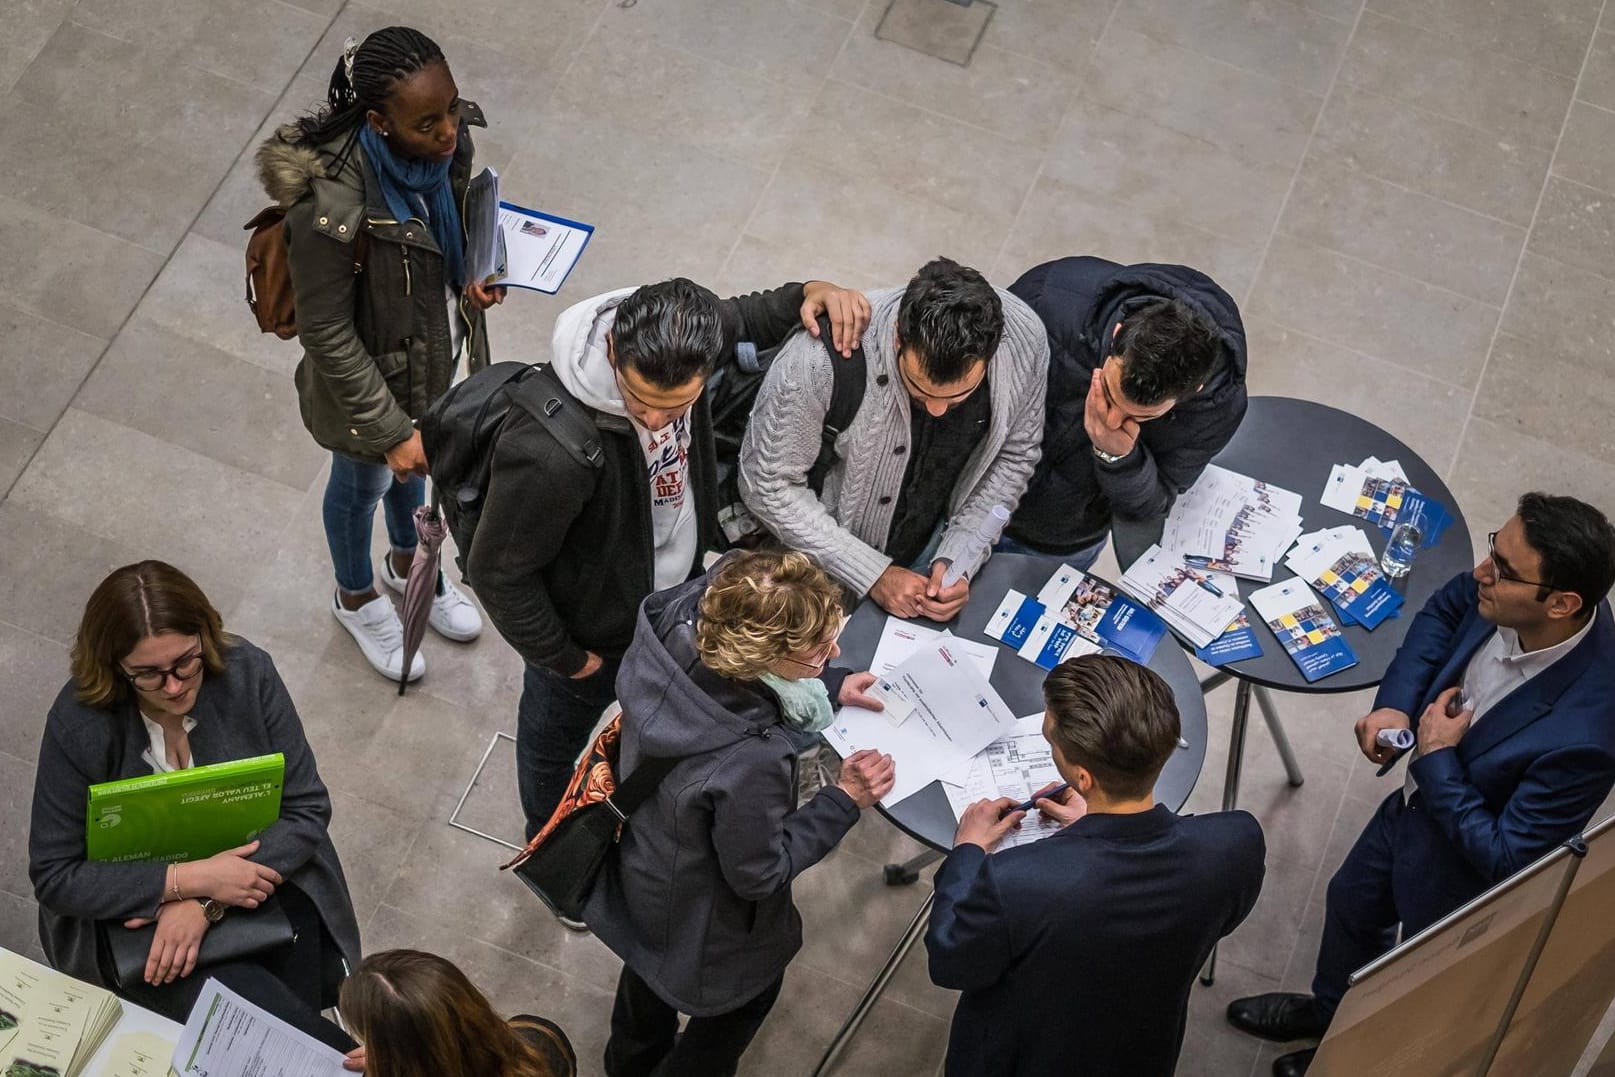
[739,258,1049,621]
[469,278,869,838]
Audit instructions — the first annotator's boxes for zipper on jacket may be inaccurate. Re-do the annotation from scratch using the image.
[401,245,412,296]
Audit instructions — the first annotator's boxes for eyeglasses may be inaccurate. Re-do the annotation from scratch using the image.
[121,651,205,691]
[780,640,838,673]
[1483,532,1551,591]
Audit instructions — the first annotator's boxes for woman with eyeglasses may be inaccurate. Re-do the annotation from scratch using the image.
[580,549,896,1076]
[28,560,360,1050]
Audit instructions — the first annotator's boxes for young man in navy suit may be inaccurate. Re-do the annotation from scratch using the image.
[1228,492,1615,1076]
[926,654,1266,1077]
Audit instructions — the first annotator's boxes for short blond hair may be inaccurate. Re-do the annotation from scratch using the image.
[696,551,844,681]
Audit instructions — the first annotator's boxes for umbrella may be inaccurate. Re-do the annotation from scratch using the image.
[397,493,450,696]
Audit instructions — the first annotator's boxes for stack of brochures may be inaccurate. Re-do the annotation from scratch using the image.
[1118,543,1247,648]
[1319,456,1452,547]
[0,949,123,1077]
[1160,464,1304,581]
[1248,578,1359,682]
[87,753,285,864]
[985,564,1167,668]
[1285,525,1404,630]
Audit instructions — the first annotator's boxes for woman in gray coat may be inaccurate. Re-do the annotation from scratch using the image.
[28,560,361,1050]
[582,550,896,1077]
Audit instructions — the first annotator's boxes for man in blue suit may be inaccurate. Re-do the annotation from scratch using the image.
[927,654,1266,1077]
[1228,492,1615,1076]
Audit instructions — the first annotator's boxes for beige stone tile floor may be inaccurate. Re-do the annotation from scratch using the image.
[3,0,1615,1073]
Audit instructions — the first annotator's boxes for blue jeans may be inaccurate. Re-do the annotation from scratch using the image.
[517,658,621,840]
[993,533,1108,571]
[322,453,423,595]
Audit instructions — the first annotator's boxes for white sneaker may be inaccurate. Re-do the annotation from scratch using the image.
[331,592,425,682]
[379,557,484,642]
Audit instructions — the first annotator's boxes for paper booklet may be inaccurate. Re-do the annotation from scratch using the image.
[823,632,1018,806]
[1320,458,1453,547]
[173,978,347,1077]
[1160,465,1304,581]
[1285,525,1404,630]
[86,753,285,864]
[1194,606,1263,667]
[492,203,593,294]
[1248,578,1359,683]
[1117,543,1247,649]
[463,167,506,285]
[0,948,123,1077]
[941,714,1065,850]
[985,564,1167,668]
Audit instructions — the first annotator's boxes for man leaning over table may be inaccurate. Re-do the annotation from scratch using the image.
[1000,256,1248,569]
[1227,492,1615,1076]
[738,256,1049,622]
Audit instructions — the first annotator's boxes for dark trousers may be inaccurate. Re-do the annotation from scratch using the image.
[117,884,354,1052]
[604,965,783,1077]
[1313,789,1481,1021]
[517,658,621,840]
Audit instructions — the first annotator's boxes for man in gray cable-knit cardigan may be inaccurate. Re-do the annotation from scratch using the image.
[740,258,1049,620]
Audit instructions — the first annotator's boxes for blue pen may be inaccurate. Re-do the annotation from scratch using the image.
[1196,578,1224,597]
[1183,554,1216,568]
[1003,783,1070,816]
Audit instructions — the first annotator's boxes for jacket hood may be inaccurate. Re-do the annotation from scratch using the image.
[1093,263,1248,397]
[549,287,637,418]
[257,123,334,208]
[616,561,781,759]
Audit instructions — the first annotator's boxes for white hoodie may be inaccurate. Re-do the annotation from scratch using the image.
[548,289,698,593]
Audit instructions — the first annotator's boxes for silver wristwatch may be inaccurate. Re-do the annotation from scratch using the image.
[1092,445,1130,464]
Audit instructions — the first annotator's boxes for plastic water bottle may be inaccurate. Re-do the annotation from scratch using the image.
[1380,510,1426,579]
[940,505,1012,588]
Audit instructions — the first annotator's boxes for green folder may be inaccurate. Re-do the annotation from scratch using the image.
[85,754,285,864]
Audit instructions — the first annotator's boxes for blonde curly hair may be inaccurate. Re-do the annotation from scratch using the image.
[696,551,844,681]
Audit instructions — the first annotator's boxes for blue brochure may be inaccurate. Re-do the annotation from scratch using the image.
[1313,552,1403,631]
[1194,614,1264,666]
[1249,579,1359,683]
[986,569,1170,670]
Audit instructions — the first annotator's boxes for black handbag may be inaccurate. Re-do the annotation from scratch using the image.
[501,714,678,920]
[103,896,294,989]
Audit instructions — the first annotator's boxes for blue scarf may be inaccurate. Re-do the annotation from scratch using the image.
[359,125,466,287]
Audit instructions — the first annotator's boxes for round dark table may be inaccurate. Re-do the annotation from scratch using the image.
[1113,396,1474,692]
[837,552,1209,852]
[813,551,1211,1075]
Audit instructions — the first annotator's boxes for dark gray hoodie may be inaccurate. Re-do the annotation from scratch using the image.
[582,558,860,1016]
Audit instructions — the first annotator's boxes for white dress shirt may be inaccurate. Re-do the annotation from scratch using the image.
[1404,617,1594,800]
[141,712,198,773]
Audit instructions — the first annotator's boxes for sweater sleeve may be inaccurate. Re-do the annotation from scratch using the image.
[29,711,169,922]
[284,199,414,456]
[935,300,1050,577]
[466,410,596,675]
[738,332,895,595]
[707,745,859,902]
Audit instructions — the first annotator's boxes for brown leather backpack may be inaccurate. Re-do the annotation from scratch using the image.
[244,205,368,339]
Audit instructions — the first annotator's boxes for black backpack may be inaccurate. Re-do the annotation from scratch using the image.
[708,313,867,543]
[420,362,604,581]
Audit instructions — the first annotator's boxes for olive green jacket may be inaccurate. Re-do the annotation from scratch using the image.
[255,103,492,462]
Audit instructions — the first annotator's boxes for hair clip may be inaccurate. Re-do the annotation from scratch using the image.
[342,35,360,88]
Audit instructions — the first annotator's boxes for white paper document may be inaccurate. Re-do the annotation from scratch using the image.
[493,204,593,294]
[1160,464,1304,581]
[173,978,347,1077]
[941,714,1065,850]
[824,635,1017,806]
[866,618,998,679]
[1118,543,1247,647]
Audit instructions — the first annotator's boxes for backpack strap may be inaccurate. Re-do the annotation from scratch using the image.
[508,365,606,471]
[806,312,867,496]
[606,753,681,819]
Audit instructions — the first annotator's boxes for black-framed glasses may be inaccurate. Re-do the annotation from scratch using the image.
[121,651,205,691]
[1484,532,1551,590]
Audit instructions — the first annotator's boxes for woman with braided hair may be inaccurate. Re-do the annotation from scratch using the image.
[580,549,896,1076]
[257,27,498,682]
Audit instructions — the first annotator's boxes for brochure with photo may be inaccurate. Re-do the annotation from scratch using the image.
[1248,578,1359,683]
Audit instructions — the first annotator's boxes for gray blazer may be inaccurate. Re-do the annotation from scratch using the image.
[28,638,362,985]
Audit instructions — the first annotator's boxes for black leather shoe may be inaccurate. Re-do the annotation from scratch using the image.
[1273,1047,1315,1076]
[1226,992,1327,1042]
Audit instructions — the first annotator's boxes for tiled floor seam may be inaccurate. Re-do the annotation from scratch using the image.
[1446,0,1611,479]
[366,900,619,994]
[1359,5,1598,81]
[0,2,352,506]
[1235,0,1367,320]
[1304,152,1539,234]
[1254,317,1482,396]
[61,16,293,97]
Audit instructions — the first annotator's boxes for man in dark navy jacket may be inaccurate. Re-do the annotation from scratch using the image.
[1004,257,1248,567]
[927,654,1265,1077]
[1229,492,1615,1076]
